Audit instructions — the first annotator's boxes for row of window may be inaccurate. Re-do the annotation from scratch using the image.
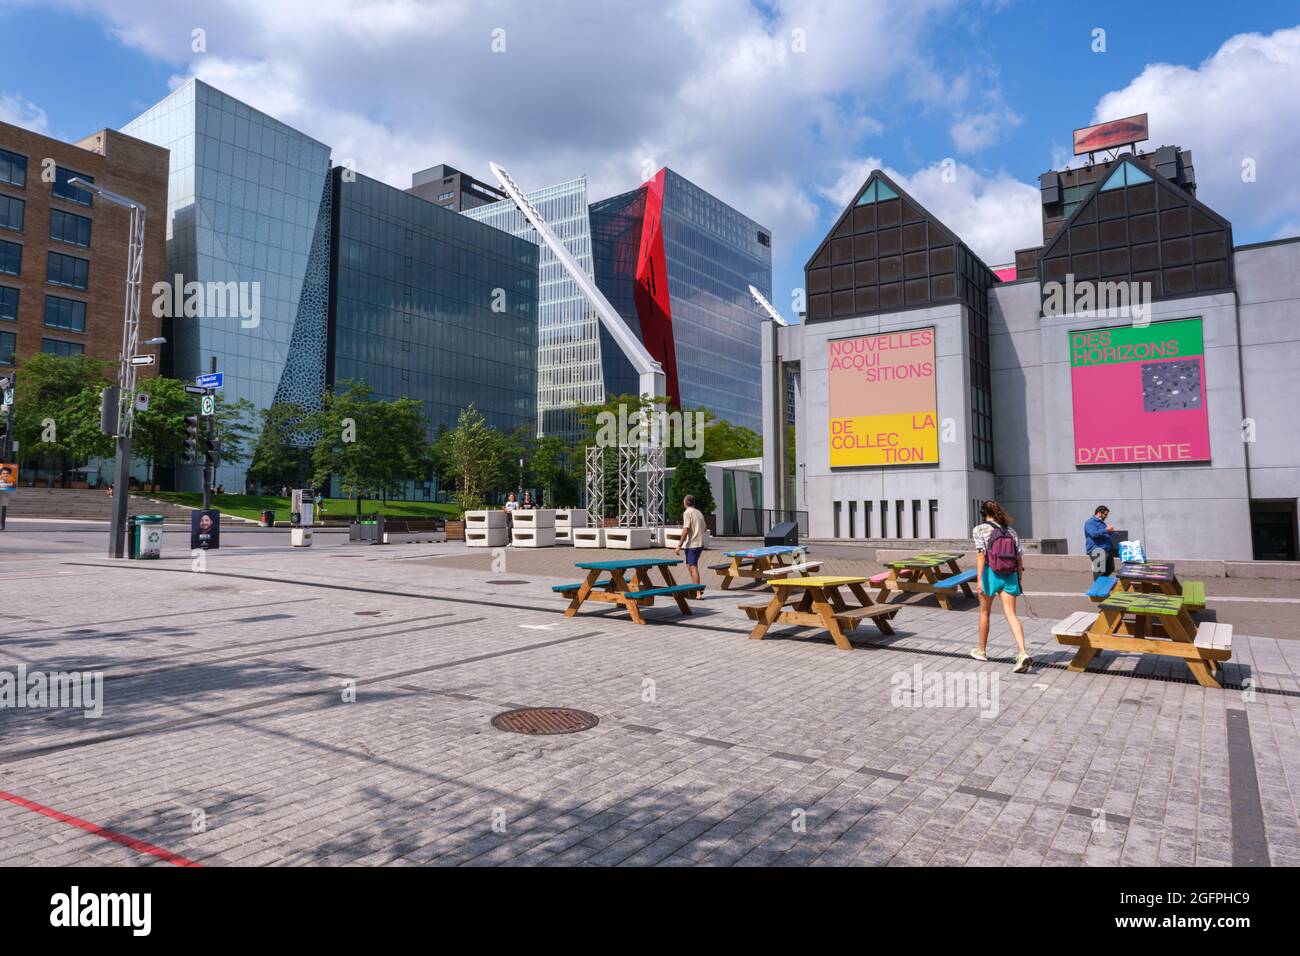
[0,241,90,289]
[832,499,939,539]
[0,285,89,331]
[0,195,92,248]
[0,148,95,205]
[0,330,84,366]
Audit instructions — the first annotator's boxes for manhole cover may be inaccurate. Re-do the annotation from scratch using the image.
[491,707,599,735]
[486,579,529,585]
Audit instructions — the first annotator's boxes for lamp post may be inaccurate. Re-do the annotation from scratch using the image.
[69,177,149,559]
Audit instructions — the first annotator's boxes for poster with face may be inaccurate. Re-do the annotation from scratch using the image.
[191,509,221,550]
[1069,318,1211,465]
[828,328,938,467]
[0,464,16,492]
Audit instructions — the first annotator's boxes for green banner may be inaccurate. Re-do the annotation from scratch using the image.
[1069,318,1204,368]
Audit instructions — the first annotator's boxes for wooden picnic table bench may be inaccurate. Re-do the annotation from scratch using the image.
[1052,589,1231,688]
[557,557,702,624]
[874,551,975,610]
[1116,560,1207,612]
[740,575,899,651]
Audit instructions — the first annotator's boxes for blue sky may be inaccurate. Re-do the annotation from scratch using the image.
[3,0,1298,321]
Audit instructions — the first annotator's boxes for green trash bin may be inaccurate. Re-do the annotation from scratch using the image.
[134,515,166,559]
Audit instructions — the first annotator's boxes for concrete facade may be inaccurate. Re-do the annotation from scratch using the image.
[762,169,1300,560]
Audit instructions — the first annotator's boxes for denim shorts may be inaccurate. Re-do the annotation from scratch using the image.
[981,565,1021,596]
[684,547,703,567]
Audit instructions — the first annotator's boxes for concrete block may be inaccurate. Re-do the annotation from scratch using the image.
[465,510,506,530]
[663,527,711,549]
[573,528,605,548]
[605,528,654,549]
[511,527,556,548]
[465,527,508,548]
[554,528,574,546]
[555,509,588,528]
[514,509,556,529]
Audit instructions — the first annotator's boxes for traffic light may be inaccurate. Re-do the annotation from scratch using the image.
[204,437,221,468]
[183,415,199,464]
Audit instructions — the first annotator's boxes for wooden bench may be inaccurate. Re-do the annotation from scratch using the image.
[1086,576,1117,602]
[1052,608,1232,687]
[1182,580,1207,612]
[934,569,977,590]
[738,596,804,620]
[1193,621,1233,660]
[551,579,612,593]
[761,561,822,578]
[709,558,753,571]
[831,605,899,627]
[623,583,705,600]
[868,571,891,586]
[1052,610,1100,639]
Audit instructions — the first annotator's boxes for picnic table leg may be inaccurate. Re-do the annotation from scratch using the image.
[658,564,693,615]
[926,568,951,610]
[947,560,975,599]
[564,568,601,617]
[720,557,738,590]
[1164,612,1221,688]
[610,569,646,625]
[811,588,853,651]
[749,590,786,640]
[876,570,896,604]
[848,582,894,636]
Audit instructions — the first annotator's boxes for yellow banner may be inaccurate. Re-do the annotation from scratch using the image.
[829,412,938,467]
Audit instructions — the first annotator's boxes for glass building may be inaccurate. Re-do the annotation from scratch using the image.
[465,178,603,441]
[329,169,538,497]
[471,167,773,438]
[590,168,772,434]
[123,79,333,491]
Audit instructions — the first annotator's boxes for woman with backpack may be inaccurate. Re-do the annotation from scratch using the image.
[970,499,1031,673]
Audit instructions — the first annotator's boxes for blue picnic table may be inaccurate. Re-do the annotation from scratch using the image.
[714,545,806,590]
[552,557,703,624]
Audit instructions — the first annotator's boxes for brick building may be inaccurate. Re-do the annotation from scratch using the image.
[0,121,169,374]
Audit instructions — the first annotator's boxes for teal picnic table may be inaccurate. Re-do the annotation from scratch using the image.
[554,557,704,624]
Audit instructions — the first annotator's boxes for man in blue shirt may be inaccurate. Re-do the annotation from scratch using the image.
[1084,505,1115,578]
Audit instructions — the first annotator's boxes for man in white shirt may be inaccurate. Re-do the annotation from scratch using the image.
[673,494,707,587]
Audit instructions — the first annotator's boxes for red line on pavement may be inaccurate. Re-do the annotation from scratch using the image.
[0,790,202,866]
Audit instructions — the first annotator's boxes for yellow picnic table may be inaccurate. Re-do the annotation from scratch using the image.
[740,575,899,651]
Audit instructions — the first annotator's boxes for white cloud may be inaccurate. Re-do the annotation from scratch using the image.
[0,92,51,133]
[1091,25,1300,240]
[818,155,1040,266]
[949,106,1021,153]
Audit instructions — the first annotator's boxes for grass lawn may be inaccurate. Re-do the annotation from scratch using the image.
[143,491,461,522]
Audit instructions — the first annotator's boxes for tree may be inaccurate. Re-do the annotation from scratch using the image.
[214,394,257,467]
[667,454,715,523]
[531,433,577,507]
[10,353,111,480]
[438,403,514,513]
[56,387,115,467]
[131,377,194,488]
[308,381,431,512]
[701,414,761,464]
[248,402,311,492]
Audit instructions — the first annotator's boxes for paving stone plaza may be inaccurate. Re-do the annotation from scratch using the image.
[2,528,1297,868]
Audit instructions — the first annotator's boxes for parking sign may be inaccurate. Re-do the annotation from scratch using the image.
[201,394,216,416]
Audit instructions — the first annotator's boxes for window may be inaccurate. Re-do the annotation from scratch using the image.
[880,499,888,538]
[0,194,23,232]
[52,167,93,206]
[928,499,938,538]
[0,239,20,276]
[1,285,19,322]
[1100,161,1152,191]
[42,337,84,357]
[833,501,842,538]
[912,499,921,538]
[50,209,91,248]
[864,500,873,538]
[437,191,454,201]
[47,252,88,289]
[0,330,14,365]
[855,178,900,206]
[0,148,26,188]
[44,295,86,332]
[848,500,857,538]
[895,500,905,539]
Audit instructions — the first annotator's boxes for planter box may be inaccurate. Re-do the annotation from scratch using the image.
[465,510,506,530]
[604,527,654,550]
[572,528,605,548]
[554,528,575,546]
[555,509,588,529]
[511,527,556,548]
[385,531,447,544]
[465,527,508,548]
[664,527,710,549]
[513,509,556,529]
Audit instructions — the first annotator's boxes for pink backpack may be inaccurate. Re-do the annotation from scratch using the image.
[985,525,1019,573]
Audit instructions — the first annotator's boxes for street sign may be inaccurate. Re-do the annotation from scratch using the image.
[201,394,216,416]
[130,354,156,367]
[183,384,206,395]
[195,372,224,389]
[2,387,12,407]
